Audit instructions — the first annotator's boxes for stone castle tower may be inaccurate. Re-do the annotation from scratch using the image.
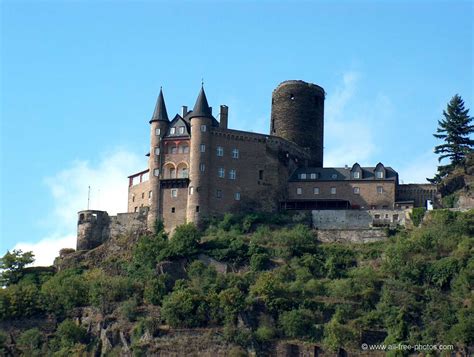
[270,80,325,167]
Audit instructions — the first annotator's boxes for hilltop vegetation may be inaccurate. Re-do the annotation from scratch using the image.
[1,210,473,356]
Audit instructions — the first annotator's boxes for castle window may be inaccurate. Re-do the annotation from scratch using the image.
[169,168,176,178]
[377,186,384,194]
[200,163,205,172]
[216,189,222,198]
[171,189,178,197]
[353,187,360,194]
[393,214,399,221]
[134,207,138,212]
[331,187,337,195]
[232,148,239,159]
[200,144,206,152]
[376,171,384,179]
[141,192,145,199]
[178,126,185,134]
[153,169,160,177]
[180,168,188,178]
[148,191,152,199]
[170,146,177,154]
[235,192,241,201]
[229,169,236,180]
[290,94,295,100]
[200,125,207,132]
[259,170,263,180]
[353,171,360,179]
[296,187,302,195]
[154,147,160,155]
[182,145,189,153]
[132,194,135,202]
[300,173,307,179]
[374,214,380,219]
[189,186,194,195]
[331,174,338,179]
[313,187,320,195]
[170,127,176,135]
[310,173,317,179]
[155,128,161,136]
[217,146,224,156]
[196,206,200,212]
[218,167,225,178]
[171,207,175,213]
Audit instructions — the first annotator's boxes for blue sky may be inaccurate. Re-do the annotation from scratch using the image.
[1,0,473,265]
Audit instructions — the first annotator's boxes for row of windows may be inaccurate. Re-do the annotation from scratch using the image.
[170,188,241,201]
[131,191,153,202]
[296,186,385,195]
[200,145,239,158]
[298,171,384,180]
[155,125,209,137]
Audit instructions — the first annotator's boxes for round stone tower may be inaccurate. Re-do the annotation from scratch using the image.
[148,89,170,231]
[270,80,325,167]
[186,87,212,227]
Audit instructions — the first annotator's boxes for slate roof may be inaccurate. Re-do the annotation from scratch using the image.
[289,166,398,181]
[189,87,212,119]
[149,88,169,123]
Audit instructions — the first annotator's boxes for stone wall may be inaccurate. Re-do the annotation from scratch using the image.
[312,209,409,229]
[128,179,151,212]
[397,183,437,207]
[316,229,388,243]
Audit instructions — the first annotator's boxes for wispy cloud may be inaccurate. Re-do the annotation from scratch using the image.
[13,149,143,266]
[397,150,438,184]
[324,71,376,166]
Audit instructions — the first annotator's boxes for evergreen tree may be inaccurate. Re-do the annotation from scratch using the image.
[429,94,473,183]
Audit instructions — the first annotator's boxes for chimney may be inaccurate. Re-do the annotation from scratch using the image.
[220,105,228,129]
[181,106,188,117]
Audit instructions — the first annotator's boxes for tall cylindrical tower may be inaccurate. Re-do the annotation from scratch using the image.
[270,80,325,167]
[148,89,169,231]
[186,87,212,227]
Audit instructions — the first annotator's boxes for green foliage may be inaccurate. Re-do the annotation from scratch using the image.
[119,298,139,321]
[278,308,321,339]
[167,223,201,258]
[272,224,316,259]
[410,207,426,227]
[17,328,44,356]
[0,282,43,319]
[85,269,136,313]
[0,249,35,286]
[250,253,271,271]
[323,317,358,351]
[41,269,88,316]
[49,319,87,354]
[430,94,474,183]
[161,288,209,328]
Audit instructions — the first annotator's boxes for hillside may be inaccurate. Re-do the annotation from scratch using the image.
[1,210,473,356]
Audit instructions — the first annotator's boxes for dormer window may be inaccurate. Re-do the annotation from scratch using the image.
[376,171,384,179]
[178,126,185,134]
[310,173,317,179]
[331,173,337,179]
[353,171,360,179]
[300,173,307,179]
[170,127,176,135]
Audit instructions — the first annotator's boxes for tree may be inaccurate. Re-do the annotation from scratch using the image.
[0,249,35,286]
[430,94,473,183]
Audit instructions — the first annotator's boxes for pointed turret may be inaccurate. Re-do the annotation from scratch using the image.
[190,86,212,119]
[150,88,169,123]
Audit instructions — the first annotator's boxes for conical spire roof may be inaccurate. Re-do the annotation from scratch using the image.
[190,86,212,119]
[150,88,169,123]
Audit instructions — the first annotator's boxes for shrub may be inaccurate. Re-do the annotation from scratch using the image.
[119,298,139,321]
[17,328,44,356]
[0,249,34,286]
[250,253,271,271]
[410,207,426,227]
[278,308,320,339]
[51,319,87,351]
[41,269,88,316]
[161,288,208,328]
[1,282,43,319]
[167,224,201,258]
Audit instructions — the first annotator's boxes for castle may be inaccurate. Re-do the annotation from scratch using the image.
[77,80,437,250]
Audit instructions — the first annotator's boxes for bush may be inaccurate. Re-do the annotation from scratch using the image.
[410,207,426,227]
[119,298,139,321]
[41,269,88,316]
[161,288,208,328]
[167,224,201,258]
[278,308,320,339]
[250,253,271,272]
[0,282,43,319]
[50,319,87,352]
[17,328,44,356]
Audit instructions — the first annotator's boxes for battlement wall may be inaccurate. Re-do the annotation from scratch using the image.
[76,208,149,251]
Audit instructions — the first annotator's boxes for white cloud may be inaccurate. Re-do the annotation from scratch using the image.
[12,149,144,267]
[324,71,376,166]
